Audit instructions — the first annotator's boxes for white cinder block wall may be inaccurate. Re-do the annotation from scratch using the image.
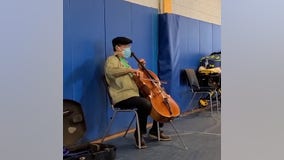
[125,0,221,25]
[172,0,221,25]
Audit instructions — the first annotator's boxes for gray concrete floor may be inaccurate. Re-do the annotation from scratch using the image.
[104,110,221,160]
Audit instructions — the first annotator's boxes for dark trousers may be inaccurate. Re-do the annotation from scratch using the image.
[114,96,163,134]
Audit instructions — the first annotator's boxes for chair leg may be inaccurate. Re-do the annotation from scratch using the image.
[134,112,141,149]
[157,122,160,141]
[101,111,118,143]
[169,120,188,150]
[209,93,213,116]
[209,90,220,116]
[188,93,197,109]
[214,90,219,114]
[123,114,136,137]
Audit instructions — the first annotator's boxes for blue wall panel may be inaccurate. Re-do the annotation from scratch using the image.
[158,14,221,112]
[105,0,158,70]
[199,21,213,55]
[105,0,132,56]
[158,14,200,112]
[63,0,107,141]
[63,0,73,99]
[131,4,159,73]
[213,25,221,51]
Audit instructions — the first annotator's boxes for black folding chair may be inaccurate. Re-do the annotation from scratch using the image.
[184,69,219,116]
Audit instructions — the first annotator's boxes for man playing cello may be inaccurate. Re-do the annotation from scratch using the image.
[104,36,171,149]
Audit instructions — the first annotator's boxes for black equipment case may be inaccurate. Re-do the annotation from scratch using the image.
[63,99,116,160]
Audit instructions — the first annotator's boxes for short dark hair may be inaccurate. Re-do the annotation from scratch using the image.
[112,37,132,51]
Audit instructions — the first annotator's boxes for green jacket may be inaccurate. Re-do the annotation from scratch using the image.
[104,55,139,105]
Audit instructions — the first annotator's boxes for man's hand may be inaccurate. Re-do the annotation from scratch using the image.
[138,59,146,69]
[129,68,142,77]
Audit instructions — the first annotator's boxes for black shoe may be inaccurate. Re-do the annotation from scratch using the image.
[134,131,147,149]
[149,130,171,141]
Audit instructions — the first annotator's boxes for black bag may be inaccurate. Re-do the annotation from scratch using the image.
[63,99,116,160]
[199,52,221,69]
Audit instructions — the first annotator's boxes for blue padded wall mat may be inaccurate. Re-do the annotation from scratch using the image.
[64,0,158,141]
[105,0,158,72]
[213,25,221,51]
[63,0,107,141]
[158,14,221,112]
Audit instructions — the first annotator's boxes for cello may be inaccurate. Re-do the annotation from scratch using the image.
[131,52,180,123]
